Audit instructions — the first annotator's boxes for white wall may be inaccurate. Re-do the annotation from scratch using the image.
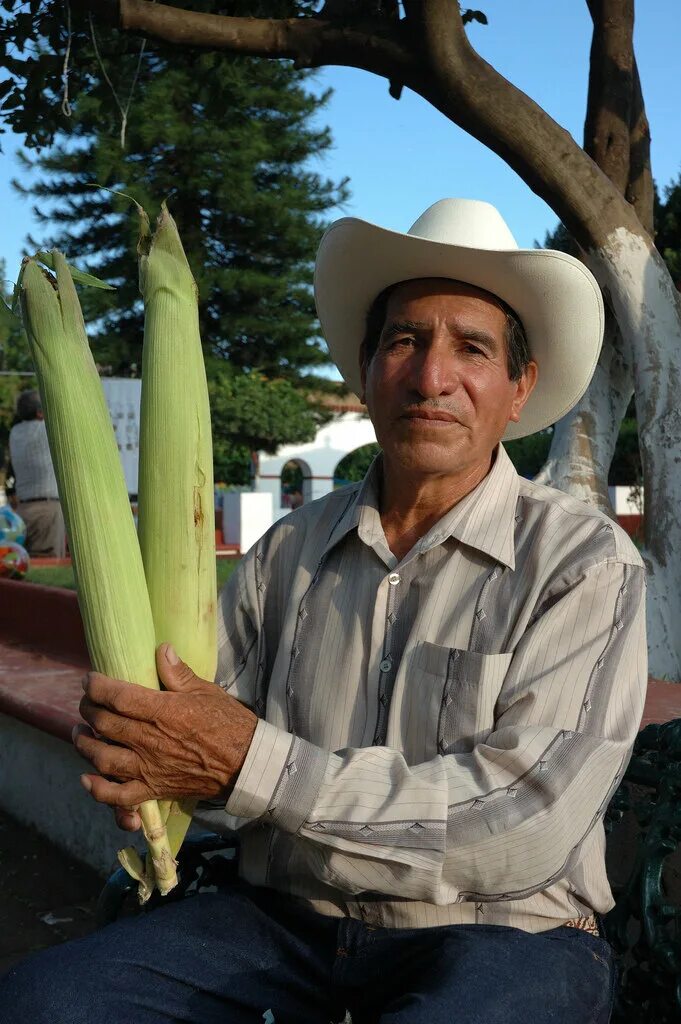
[609,485,644,515]
[222,491,274,553]
[101,378,142,497]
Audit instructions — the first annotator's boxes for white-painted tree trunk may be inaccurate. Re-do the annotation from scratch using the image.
[535,311,633,516]
[584,232,681,679]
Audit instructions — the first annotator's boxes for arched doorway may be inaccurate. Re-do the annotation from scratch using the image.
[257,411,377,515]
[280,458,312,510]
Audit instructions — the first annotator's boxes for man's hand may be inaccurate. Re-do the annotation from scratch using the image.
[72,643,258,819]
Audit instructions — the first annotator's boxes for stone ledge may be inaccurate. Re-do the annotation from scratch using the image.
[0,713,127,878]
[0,580,89,745]
[0,642,85,744]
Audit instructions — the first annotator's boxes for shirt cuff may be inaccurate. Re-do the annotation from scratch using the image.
[225,719,329,833]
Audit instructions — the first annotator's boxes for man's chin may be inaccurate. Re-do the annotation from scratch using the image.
[385,438,468,475]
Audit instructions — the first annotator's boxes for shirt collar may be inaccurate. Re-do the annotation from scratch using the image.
[321,454,382,557]
[419,444,518,569]
[322,444,519,570]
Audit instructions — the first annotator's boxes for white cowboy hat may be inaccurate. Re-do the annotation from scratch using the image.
[314,198,604,441]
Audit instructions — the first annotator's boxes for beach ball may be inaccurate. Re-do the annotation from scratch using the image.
[0,541,30,579]
[0,505,26,546]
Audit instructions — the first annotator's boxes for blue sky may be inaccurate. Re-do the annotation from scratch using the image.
[0,0,678,279]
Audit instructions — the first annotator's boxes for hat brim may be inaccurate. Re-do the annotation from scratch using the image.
[314,217,604,441]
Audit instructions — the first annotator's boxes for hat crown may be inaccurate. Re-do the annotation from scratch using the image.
[408,198,518,251]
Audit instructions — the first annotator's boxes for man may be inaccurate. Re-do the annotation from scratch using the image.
[8,389,66,557]
[1,200,646,1023]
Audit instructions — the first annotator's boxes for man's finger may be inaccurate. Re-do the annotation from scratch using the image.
[81,773,150,807]
[71,723,94,744]
[72,730,140,780]
[78,697,140,744]
[115,807,142,832]
[155,643,208,693]
[83,672,161,722]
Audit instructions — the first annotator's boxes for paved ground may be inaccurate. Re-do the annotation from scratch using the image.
[0,809,105,977]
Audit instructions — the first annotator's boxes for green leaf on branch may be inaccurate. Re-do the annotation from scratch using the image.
[462,8,488,26]
[209,368,334,486]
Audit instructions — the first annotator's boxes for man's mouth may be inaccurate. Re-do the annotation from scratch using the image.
[401,408,459,423]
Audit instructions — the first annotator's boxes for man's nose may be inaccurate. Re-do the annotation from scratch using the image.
[410,345,457,399]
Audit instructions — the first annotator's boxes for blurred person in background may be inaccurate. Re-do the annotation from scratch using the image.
[8,389,65,557]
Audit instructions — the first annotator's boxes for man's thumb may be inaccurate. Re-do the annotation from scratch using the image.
[156,643,199,690]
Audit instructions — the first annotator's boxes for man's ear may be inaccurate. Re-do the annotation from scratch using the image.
[509,360,538,423]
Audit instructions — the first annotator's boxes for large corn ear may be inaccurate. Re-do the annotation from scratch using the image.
[137,205,217,857]
[19,254,177,900]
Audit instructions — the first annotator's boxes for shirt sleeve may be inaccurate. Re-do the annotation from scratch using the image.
[226,558,647,903]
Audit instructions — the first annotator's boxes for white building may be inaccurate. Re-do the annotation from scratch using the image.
[255,400,376,519]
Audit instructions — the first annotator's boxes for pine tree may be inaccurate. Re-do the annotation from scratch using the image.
[655,173,681,289]
[11,1,349,378]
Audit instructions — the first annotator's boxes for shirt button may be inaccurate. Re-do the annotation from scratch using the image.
[379,657,392,672]
[388,572,401,585]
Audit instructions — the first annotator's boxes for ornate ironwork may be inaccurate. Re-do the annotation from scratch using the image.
[604,720,681,1022]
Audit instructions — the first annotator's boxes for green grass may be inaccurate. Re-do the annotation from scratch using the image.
[25,558,239,592]
[216,559,239,589]
[25,565,77,589]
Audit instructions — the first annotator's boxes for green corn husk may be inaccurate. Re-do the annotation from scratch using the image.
[19,253,177,901]
[136,204,217,859]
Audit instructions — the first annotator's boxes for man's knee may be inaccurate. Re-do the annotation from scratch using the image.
[0,943,94,1024]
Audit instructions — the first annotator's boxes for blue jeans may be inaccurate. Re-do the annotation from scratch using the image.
[0,881,616,1023]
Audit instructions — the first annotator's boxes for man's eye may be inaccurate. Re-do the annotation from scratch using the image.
[464,343,484,356]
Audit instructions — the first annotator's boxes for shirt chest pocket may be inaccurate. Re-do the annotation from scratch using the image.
[396,643,514,764]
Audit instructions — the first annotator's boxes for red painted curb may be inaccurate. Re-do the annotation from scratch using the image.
[0,579,89,664]
[0,643,83,744]
[641,677,681,728]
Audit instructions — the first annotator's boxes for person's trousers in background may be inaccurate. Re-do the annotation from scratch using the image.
[17,498,66,557]
[0,881,616,1024]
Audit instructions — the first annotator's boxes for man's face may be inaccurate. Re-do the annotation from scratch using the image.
[359,278,537,479]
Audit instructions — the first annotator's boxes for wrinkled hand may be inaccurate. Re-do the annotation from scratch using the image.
[73,643,257,826]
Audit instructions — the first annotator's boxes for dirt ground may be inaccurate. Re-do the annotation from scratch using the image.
[0,809,105,977]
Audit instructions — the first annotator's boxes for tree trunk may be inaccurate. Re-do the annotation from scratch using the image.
[589,234,681,677]
[536,2,648,518]
[534,309,630,516]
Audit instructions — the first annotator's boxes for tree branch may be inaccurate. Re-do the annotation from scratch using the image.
[627,58,654,235]
[104,0,415,82]
[583,0,634,194]
[583,3,653,241]
[415,0,646,252]
[91,0,649,254]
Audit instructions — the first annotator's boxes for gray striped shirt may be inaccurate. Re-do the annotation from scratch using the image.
[195,444,647,933]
